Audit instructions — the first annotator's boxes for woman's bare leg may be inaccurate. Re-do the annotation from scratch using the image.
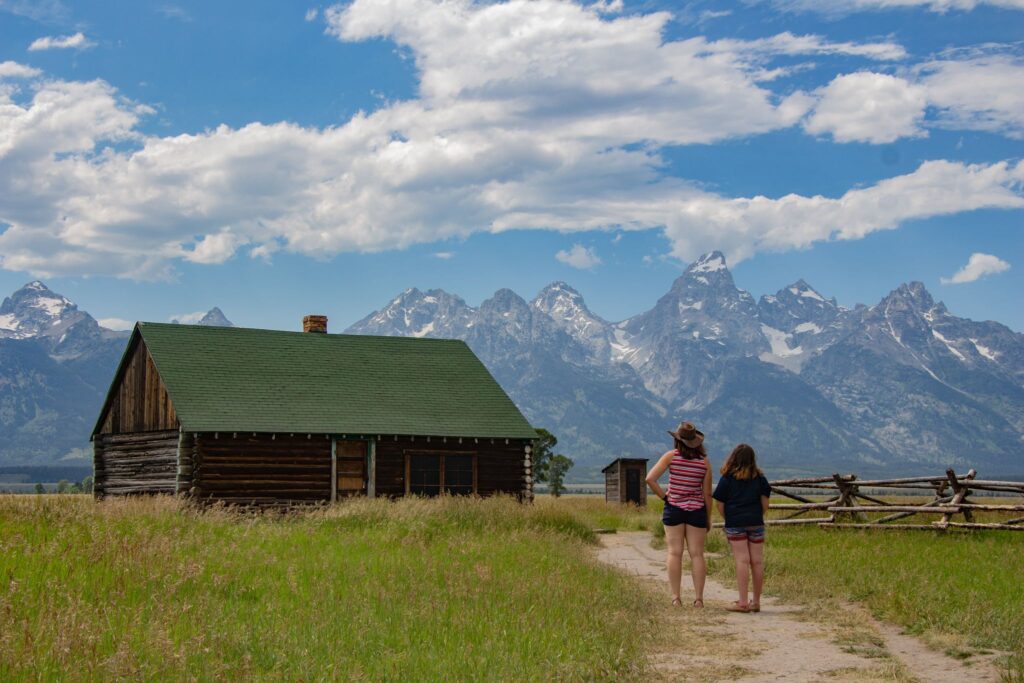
[684,524,707,604]
[664,524,685,601]
[748,540,765,607]
[730,539,751,607]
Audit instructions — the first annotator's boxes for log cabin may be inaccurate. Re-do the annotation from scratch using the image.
[91,316,537,505]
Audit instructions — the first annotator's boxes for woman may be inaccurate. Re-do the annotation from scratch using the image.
[645,421,713,608]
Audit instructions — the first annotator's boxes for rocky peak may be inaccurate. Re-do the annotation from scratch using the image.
[196,308,233,327]
[532,282,612,361]
[344,287,473,338]
[758,278,840,333]
[0,280,86,340]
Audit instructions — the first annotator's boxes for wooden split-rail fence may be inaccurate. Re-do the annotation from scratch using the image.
[754,469,1024,531]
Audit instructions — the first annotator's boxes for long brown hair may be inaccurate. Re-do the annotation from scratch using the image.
[720,443,762,480]
[674,438,707,460]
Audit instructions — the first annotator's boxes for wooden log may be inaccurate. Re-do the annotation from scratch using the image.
[944,522,1024,531]
[771,489,817,504]
[770,501,835,507]
[763,517,834,525]
[827,504,1024,513]
[873,493,956,524]
[940,468,976,528]
[770,475,854,486]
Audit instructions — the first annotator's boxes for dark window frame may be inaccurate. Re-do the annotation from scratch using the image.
[404,450,478,496]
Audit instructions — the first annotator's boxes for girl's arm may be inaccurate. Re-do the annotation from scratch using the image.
[645,450,675,501]
[715,500,725,518]
[703,461,713,530]
[761,495,770,514]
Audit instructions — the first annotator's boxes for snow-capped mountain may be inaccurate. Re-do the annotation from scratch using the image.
[182,307,234,327]
[347,253,1024,477]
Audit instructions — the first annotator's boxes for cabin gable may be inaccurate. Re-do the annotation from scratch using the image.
[95,333,179,436]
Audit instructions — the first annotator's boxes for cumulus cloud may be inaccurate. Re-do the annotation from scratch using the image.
[98,317,134,330]
[0,0,1021,279]
[28,32,94,51]
[804,72,928,143]
[917,53,1024,139]
[940,252,1011,284]
[556,244,602,269]
[0,61,41,79]
[305,8,318,21]
[768,0,1024,13]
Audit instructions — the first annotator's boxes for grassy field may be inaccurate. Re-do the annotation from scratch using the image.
[3,494,1021,681]
[0,495,656,681]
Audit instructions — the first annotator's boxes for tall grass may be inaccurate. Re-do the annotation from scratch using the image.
[0,495,654,681]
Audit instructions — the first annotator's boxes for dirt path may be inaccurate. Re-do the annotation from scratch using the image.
[595,531,1001,682]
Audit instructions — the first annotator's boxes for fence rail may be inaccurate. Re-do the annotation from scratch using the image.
[756,468,1024,531]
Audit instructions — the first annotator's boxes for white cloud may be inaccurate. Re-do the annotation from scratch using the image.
[432,251,455,259]
[705,32,906,62]
[305,8,318,21]
[0,61,41,79]
[98,317,133,330]
[157,5,192,22]
[917,53,1024,139]
[28,32,94,51]
[556,244,602,269]
[769,0,1024,13]
[940,252,1011,284]
[169,311,207,324]
[0,0,1020,280]
[804,72,928,143]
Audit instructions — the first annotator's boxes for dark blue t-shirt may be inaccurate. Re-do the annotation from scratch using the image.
[712,474,772,528]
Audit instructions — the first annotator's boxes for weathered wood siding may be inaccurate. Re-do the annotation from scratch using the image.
[97,338,178,435]
[604,462,620,503]
[191,433,331,504]
[94,430,180,497]
[375,437,530,498]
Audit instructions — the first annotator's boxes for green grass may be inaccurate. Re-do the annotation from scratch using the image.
[0,495,654,681]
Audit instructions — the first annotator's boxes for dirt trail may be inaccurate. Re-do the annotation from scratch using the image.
[595,531,1001,683]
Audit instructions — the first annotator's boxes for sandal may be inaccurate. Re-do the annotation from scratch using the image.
[671,596,683,607]
[692,599,704,608]
[750,603,761,613]
[725,601,750,613]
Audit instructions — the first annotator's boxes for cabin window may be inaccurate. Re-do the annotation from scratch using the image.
[405,451,477,496]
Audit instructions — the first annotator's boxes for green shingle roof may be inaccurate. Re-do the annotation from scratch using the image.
[95,322,537,439]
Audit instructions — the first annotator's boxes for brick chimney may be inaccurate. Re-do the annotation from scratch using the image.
[303,315,328,333]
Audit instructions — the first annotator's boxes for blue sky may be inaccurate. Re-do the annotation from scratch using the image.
[0,0,1021,331]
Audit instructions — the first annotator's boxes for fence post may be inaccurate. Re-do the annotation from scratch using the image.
[940,468,976,528]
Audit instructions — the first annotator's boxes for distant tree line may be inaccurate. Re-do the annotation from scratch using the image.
[33,476,93,494]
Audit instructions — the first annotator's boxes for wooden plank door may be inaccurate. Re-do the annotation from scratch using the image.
[336,440,367,497]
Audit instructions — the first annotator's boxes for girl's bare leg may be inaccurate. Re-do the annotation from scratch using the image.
[729,538,751,607]
[664,523,685,602]
[748,539,765,607]
[684,524,707,604]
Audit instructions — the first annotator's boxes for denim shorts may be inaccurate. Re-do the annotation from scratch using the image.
[724,525,766,543]
[662,501,707,527]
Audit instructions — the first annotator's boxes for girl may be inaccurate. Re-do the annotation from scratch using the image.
[645,421,713,608]
[713,444,771,613]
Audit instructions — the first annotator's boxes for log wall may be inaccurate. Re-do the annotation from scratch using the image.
[97,338,178,435]
[375,437,531,499]
[94,430,180,497]
[191,433,332,505]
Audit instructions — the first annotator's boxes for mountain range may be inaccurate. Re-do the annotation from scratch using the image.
[0,254,1021,479]
[346,252,1024,478]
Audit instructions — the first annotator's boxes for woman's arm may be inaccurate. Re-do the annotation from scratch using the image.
[703,461,713,530]
[645,450,674,501]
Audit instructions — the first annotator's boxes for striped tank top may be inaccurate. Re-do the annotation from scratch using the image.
[667,451,707,510]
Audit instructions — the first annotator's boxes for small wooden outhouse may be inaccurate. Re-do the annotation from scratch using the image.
[602,458,648,505]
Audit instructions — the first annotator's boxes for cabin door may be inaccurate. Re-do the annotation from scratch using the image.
[625,468,641,505]
[335,440,367,497]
